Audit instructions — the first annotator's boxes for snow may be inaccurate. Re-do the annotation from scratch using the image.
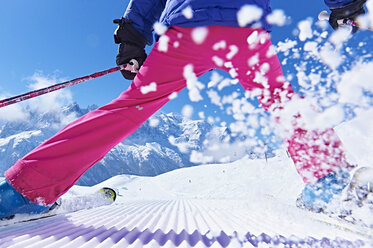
[183,64,205,102]
[212,40,226,51]
[337,61,373,105]
[266,9,287,26]
[206,90,222,108]
[237,5,263,27]
[277,40,298,65]
[140,82,157,94]
[248,53,259,67]
[148,117,160,127]
[168,91,178,100]
[336,108,373,167]
[0,130,42,148]
[246,30,259,45]
[328,28,351,49]
[1,8,373,248]
[182,6,193,19]
[226,45,239,60]
[181,104,193,119]
[95,151,300,202]
[0,108,237,185]
[158,35,170,52]
[303,41,318,54]
[153,22,168,35]
[191,27,208,45]
[211,56,224,67]
[2,105,373,246]
[319,43,343,70]
[1,138,372,247]
[297,18,313,42]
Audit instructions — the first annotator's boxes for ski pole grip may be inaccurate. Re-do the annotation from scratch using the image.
[318,10,356,26]
[118,59,139,73]
[129,59,139,72]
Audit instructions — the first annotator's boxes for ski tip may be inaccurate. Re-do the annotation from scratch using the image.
[99,187,117,202]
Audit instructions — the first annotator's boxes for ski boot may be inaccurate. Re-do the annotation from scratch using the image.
[0,179,51,220]
[296,169,351,213]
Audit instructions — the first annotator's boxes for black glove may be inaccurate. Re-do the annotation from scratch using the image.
[113,18,147,80]
[329,0,367,33]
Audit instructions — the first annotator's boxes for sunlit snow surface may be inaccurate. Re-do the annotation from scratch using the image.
[1,108,373,247]
[1,5,373,248]
[0,147,372,247]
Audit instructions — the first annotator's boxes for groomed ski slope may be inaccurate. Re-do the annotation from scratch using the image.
[0,152,372,248]
[1,109,373,247]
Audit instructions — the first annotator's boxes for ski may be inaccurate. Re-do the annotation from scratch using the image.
[309,211,373,240]
[267,195,373,239]
[0,187,117,226]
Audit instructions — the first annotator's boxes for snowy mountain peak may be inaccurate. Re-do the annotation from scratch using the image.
[0,103,254,186]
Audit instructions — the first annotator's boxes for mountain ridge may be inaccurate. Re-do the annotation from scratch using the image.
[0,103,260,186]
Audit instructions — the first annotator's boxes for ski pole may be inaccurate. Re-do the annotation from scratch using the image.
[318,10,373,31]
[0,60,139,109]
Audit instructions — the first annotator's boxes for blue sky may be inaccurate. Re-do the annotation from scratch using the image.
[0,0,372,123]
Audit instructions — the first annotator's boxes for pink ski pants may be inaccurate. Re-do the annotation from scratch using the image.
[5,26,350,205]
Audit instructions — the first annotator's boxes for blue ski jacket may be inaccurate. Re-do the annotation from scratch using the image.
[324,0,354,8]
[123,0,355,44]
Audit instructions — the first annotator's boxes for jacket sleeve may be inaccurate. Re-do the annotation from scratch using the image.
[123,0,167,45]
[324,0,354,8]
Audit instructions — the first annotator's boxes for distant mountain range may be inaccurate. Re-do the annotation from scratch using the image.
[0,103,270,186]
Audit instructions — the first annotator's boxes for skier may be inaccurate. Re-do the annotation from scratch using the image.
[0,0,368,219]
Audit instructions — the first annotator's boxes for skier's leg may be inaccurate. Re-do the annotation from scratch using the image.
[4,26,212,206]
[218,27,352,208]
